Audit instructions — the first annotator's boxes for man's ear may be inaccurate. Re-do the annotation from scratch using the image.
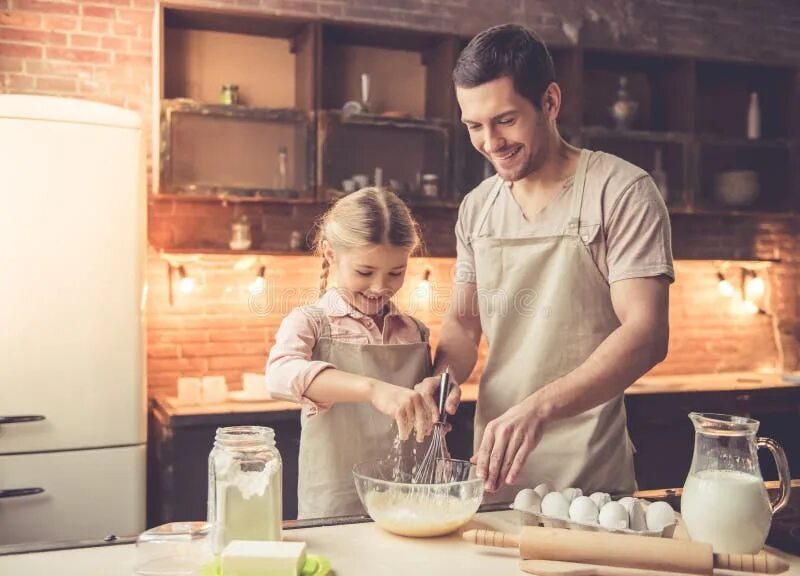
[542,82,562,118]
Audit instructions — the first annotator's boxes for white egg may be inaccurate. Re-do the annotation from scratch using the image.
[589,492,611,509]
[645,501,676,531]
[617,496,636,513]
[629,499,647,531]
[560,487,583,504]
[568,496,599,523]
[513,489,542,514]
[533,483,551,499]
[598,501,629,529]
[541,491,570,519]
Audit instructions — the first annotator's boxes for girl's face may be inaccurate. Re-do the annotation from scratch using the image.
[324,242,411,316]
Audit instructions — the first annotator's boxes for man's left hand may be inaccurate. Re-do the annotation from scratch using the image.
[471,396,545,492]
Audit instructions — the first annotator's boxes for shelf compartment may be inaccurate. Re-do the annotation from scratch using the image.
[318,110,450,203]
[695,61,796,140]
[582,51,694,133]
[696,143,792,213]
[321,23,456,122]
[159,99,315,200]
[162,6,316,110]
[582,133,689,208]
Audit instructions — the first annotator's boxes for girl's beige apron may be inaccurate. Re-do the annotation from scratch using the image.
[472,149,636,503]
[296,308,433,519]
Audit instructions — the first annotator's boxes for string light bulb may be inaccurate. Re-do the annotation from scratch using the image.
[250,265,266,295]
[178,265,195,295]
[717,272,735,297]
[416,267,432,300]
[745,273,765,301]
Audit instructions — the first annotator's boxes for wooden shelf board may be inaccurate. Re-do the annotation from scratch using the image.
[160,247,313,256]
[322,22,445,52]
[582,126,692,143]
[320,109,451,131]
[164,5,310,39]
[152,194,318,205]
[696,135,795,149]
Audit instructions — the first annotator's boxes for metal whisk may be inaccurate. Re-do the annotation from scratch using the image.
[413,370,451,484]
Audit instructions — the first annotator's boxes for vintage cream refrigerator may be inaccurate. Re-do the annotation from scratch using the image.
[0,95,147,545]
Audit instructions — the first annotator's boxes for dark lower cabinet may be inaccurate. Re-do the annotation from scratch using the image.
[149,387,799,526]
[148,400,302,527]
[147,398,476,527]
[625,387,800,490]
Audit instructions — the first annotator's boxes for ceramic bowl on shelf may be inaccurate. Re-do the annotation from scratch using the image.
[713,170,760,207]
[353,459,483,538]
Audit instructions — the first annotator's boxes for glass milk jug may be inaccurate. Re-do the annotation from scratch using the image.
[681,413,791,554]
[208,426,282,553]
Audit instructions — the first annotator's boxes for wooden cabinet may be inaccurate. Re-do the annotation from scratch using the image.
[147,397,475,527]
[624,387,800,491]
[148,387,799,526]
[151,4,800,255]
[148,399,302,526]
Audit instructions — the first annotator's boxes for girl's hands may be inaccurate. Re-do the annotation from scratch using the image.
[414,375,461,422]
[369,381,433,442]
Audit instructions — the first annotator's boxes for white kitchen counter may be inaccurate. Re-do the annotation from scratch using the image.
[3,511,800,576]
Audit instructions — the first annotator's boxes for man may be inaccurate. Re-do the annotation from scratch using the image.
[420,24,673,501]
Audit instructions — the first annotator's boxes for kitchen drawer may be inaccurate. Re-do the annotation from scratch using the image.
[0,445,145,545]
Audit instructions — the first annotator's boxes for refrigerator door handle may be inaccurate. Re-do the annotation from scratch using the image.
[0,488,45,498]
[0,415,46,424]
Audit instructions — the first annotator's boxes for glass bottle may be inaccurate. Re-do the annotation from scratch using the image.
[208,426,282,553]
[650,147,668,203]
[610,75,638,130]
[277,146,288,191]
[220,84,240,106]
[747,92,761,139]
[229,214,252,251]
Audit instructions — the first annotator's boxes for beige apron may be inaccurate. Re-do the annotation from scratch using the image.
[472,148,636,503]
[296,306,433,519]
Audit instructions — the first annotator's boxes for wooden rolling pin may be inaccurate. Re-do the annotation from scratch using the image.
[463,527,789,575]
[521,559,714,576]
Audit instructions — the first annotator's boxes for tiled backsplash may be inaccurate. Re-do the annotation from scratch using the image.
[146,250,796,397]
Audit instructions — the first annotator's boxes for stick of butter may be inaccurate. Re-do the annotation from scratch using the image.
[221,540,307,576]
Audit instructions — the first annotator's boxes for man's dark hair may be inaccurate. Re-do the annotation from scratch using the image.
[453,24,555,110]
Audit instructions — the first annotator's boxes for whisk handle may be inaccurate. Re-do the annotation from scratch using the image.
[437,371,451,424]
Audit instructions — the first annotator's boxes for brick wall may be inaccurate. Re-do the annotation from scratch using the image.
[4,0,800,395]
[146,248,796,397]
[3,0,800,131]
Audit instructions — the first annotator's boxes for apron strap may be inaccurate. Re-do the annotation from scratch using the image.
[475,175,505,237]
[405,315,430,343]
[567,148,591,235]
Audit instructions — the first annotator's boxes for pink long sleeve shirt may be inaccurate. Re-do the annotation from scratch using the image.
[265,289,428,416]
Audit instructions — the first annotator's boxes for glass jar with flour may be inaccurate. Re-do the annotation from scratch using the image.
[208,426,282,553]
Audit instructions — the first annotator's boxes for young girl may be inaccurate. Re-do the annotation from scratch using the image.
[266,187,459,519]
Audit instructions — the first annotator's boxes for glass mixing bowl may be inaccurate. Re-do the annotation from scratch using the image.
[353,459,484,538]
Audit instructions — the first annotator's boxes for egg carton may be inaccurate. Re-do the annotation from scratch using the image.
[512,502,677,539]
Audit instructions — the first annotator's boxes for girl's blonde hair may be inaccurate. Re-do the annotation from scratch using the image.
[315,187,422,296]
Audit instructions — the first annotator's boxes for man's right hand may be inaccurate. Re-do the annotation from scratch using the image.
[368,380,433,442]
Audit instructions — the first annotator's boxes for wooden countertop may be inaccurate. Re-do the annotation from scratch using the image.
[154,371,800,420]
[2,509,799,576]
[628,371,800,394]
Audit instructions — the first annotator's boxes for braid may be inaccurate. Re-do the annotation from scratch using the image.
[319,257,330,298]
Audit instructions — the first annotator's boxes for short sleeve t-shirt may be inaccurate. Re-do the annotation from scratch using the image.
[454,150,675,285]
